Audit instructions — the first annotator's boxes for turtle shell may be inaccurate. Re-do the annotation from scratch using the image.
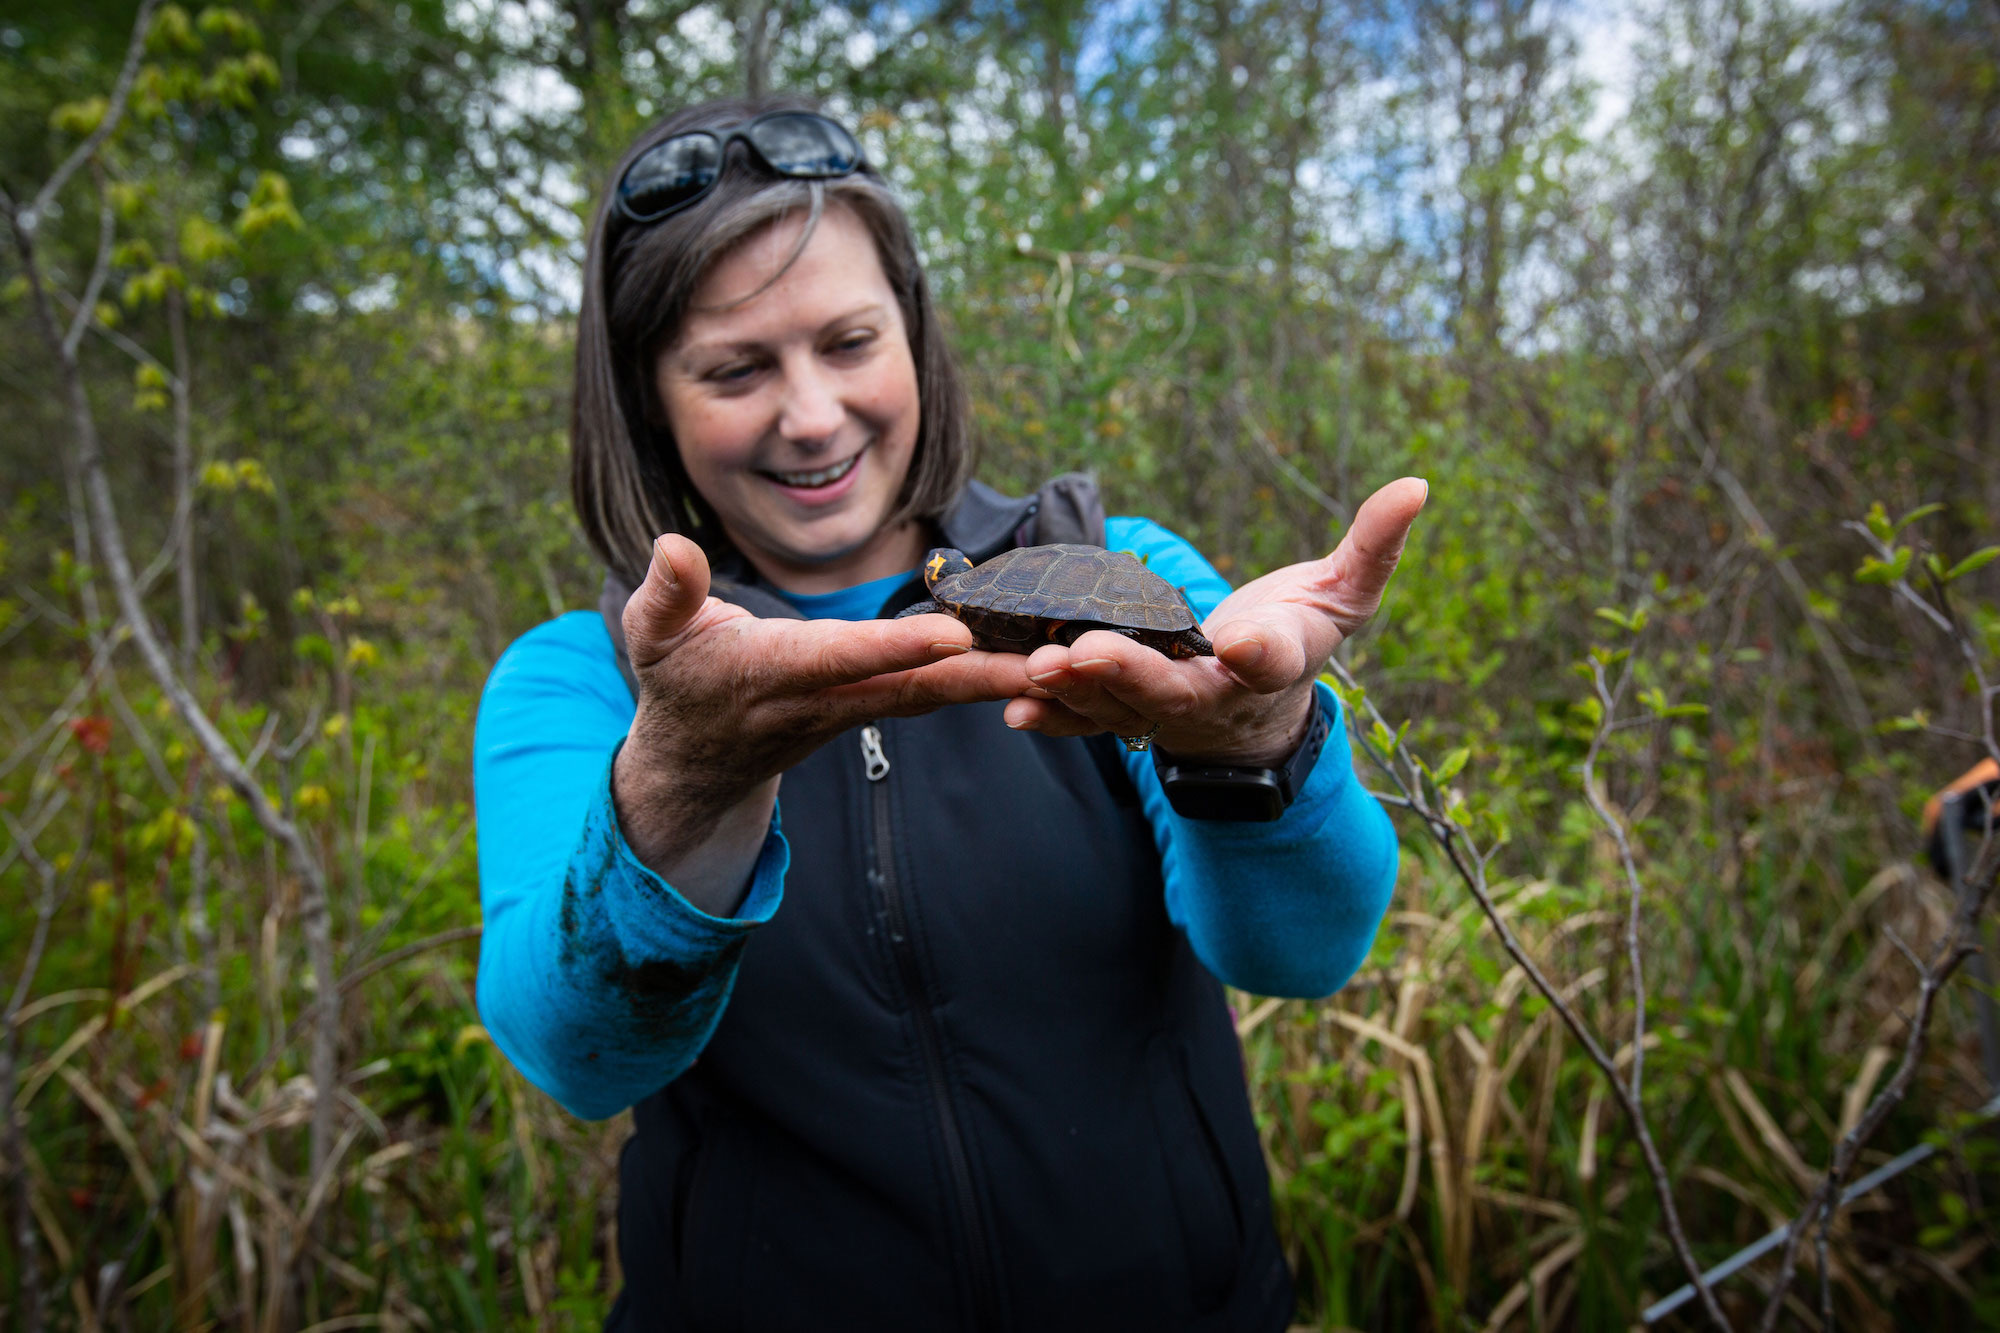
[931,544,1213,658]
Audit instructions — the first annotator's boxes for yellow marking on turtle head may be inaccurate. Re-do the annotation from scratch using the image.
[926,552,950,582]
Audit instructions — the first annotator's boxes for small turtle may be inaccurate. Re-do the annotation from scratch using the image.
[896,544,1215,660]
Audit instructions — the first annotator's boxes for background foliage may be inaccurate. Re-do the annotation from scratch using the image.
[4,0,1999,1328]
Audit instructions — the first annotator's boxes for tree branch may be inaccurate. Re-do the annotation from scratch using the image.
[9,0,163,235]
[1581,655,1653,1106]
[1754,536,2000,1330]
[61,166,117,359]
[9,176,342,1182]
[1328,660,1732,1330]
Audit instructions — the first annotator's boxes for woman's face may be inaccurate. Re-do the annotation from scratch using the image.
[655,202,924,594]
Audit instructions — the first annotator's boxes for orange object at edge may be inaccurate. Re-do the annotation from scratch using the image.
[1922,758,2000,837]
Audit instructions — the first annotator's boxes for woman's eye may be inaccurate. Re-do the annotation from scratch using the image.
[829,330,875,356]
[706,361,760,385]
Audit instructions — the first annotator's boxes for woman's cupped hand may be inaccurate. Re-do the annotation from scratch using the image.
[1005,477,1430,765]
[612,533,1033,887]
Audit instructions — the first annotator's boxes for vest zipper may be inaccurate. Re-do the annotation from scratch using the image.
[861,722,1000,1328]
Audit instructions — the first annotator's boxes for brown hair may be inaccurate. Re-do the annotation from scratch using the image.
[571,95,974,584]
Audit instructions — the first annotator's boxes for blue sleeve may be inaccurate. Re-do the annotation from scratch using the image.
[1104,517,1401,998]
[472,611,789,1120]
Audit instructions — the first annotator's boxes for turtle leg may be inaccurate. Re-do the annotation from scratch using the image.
[892,600,944,619]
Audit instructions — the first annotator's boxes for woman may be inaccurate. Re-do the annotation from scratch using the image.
[474,96,1426,1332]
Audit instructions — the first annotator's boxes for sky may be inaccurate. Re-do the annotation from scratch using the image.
[450,0,1686,317]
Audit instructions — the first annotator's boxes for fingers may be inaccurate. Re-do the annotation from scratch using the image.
[623,534,714,670]
[776,613,977,692]
[824,647,1035,718]
[1321,476,1427,636]
[1205,606,1313,694]
[624,535,977,720]
[1036,629,1231,729]
[1200,475,1429,680]
[1002,696,1109,737]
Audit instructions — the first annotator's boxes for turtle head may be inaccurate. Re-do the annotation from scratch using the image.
[923,548,973,592]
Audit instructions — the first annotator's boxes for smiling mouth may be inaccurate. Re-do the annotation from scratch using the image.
[762,449,863,489]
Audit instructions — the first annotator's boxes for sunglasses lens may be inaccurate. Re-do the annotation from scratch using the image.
[620,133,722,219]
[747,113,864,177]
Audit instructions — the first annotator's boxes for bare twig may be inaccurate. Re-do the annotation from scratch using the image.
[1755,847,1992,1331]
[50,284,181,389]
[7,94,341,1185]
[1753,536,2000,1331]
[1845,520,2000,770]
[1645,1091,2000,1322]
[1328,660,1732,1330]
[3,0,162,235]
[1636,340,1883,776]
[240,925,481,1094]
[61,166,117,359]
[1580,655,1653,1105]
[1013,241,1254,283]
[164,206,198,672]
[1233,392,1351,524]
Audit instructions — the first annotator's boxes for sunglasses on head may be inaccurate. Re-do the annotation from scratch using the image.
[614,111,868,224]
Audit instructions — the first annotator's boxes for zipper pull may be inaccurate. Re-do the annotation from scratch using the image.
[859,724,891,782]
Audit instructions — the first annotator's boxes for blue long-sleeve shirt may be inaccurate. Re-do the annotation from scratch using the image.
[473,517,1400,1119]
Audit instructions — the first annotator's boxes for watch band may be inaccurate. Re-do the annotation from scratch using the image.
[1153,696,1332,822]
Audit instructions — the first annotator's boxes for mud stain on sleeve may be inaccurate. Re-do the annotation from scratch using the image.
[557,812,753,1055]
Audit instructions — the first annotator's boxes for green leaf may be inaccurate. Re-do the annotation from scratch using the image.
[1432,747,1470,784]
[1855,547,1912,585]
[181,215,238,265]
[1663,703,1710,718]
[1863,501,1893,543]
[49,97,108,136]
[1593,606,1633,632]
[1894,502,1945,533]
[148,4,200,53]
[1943,546,2000,582]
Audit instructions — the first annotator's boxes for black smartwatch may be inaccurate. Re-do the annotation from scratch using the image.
[1154,698,1332,822]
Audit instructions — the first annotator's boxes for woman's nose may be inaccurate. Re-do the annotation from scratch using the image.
[777,360,844,445]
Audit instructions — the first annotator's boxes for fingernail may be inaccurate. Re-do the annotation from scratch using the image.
[930,641,970,656]
[1024,686,1056,700]
[1072,658,1120,678]
[1030,669,1069,686]
[1220,638,1264,666]
[1417,478,1430,505]
[1006,715,1032,729]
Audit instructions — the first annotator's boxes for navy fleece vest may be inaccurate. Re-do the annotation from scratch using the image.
[602,481,1293,1333]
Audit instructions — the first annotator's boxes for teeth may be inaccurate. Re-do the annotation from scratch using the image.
[769,453,860,488]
